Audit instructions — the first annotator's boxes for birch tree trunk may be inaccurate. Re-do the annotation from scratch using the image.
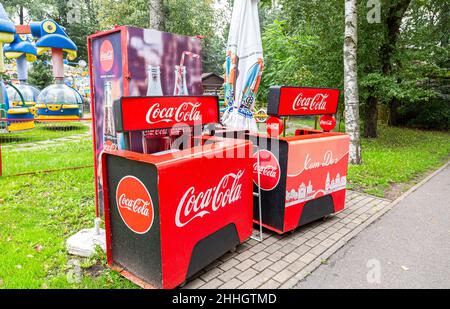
[344,0,362,164]
[149,0,164,31]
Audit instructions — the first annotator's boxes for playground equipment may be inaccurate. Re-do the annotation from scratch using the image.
[30,19,82,119]
[4,34,39,127]
[0,4,34,132]
[6,82,40,114]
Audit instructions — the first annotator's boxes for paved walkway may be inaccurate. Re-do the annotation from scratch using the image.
[184,190,392,289]
[295,163,450,289]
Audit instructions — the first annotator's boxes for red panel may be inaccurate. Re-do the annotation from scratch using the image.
[120,96,219,132]
[283,134,349,232]
[120,27,130,96]
[15,25,30,34]
[87,27,126,216]
[157,142,253,288]
[87,36,100,217]
[272,87,340,116]
[101,153,113,265]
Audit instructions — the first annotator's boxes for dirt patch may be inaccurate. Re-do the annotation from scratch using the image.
[84,262,104,278]
[384,182,410,200]
[383,162,449,200]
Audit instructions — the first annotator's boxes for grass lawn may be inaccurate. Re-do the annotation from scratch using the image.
[0,124,449,288]
[347,125,450,197]
[1,138,93,176]
[0,168,137,288]
[0,122,88,145]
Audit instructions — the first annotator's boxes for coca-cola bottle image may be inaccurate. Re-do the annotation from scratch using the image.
[143,66,168,154]
[173,65,188,95]
[146,65,163,96]
[103,81,118,151]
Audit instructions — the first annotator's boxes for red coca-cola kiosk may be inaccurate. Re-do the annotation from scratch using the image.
[249,86,350,234]
[101,95,254,288]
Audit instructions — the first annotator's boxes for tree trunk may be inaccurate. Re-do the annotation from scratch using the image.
[364,93,378,138]
[149,0,164,31]
[19,6,24,25]
[388,97,399,126]
[344,0,362,164]
[380,0,411,127]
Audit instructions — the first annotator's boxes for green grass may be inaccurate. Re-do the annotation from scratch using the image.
[0,124,449,288]
[1,138,93,176]
[347,125,450,196]
[0,122,88,145]
[0,168,137,289]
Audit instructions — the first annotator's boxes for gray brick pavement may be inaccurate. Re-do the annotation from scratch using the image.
[184,190,391,289]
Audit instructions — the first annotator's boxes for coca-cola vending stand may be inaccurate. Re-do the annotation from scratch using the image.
[101,95,254,288]
[248,86,350,234]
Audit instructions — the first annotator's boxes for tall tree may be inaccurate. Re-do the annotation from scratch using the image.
[149,0,164,30]
[344,0,362,164]
[383,0,412,126]
[361,0,411,137]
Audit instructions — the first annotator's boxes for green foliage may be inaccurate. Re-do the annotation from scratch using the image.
[269,0,449,130]
[96,0,149,29]
[95,0,225,74]
[4,0,100,62]
[28,60,53,89]
[258,19,316,104]
[4,0,449,130]
[257,1,345,108]
[164,0,223,74]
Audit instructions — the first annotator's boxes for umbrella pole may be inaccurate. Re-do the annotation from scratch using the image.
[0,42,4,106]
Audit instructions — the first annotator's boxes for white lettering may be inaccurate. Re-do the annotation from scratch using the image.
[175,170,244,227]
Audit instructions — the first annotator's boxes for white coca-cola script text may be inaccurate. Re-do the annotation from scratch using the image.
[118,194,151,217]
[253,163,278,178]
[292,93,328,111]
[175,170,244,227]
[146,102,201,124]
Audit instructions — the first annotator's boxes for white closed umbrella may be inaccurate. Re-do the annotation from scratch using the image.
[221,0,264,132]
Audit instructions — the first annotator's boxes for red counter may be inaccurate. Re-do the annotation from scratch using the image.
[249,131,349,234]
[249,86,349,234]
[101,96,254,288]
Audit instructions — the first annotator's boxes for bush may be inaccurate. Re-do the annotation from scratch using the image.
[399,98,450,130]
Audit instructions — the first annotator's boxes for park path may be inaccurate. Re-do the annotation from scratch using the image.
[184,190,392,289]
[295,162,450,289]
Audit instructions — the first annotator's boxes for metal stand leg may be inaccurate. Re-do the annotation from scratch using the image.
[251,145,263,242]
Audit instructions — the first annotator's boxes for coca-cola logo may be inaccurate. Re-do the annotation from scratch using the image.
[175,170,244,227]
[146,102,201,125]
[99,39,114,72]
[116,176,154,234]
[266,116,284,137]
[292,93,328,111]
[319,115,336,131]
[253,150,280,191]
